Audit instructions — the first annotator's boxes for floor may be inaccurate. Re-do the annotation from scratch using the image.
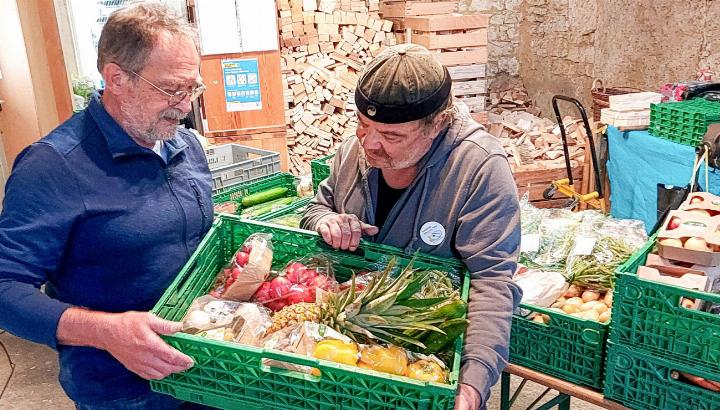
[0,331,602,410]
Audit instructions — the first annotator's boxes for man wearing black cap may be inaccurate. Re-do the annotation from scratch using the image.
[301,43,521,409]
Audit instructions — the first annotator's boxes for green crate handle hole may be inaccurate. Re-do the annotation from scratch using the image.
[581,328,601,345]
[259,362,322,383]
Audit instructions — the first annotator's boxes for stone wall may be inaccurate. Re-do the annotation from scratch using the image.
[460,0,720,117]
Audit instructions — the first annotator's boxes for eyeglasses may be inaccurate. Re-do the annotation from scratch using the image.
[123,67,206,106]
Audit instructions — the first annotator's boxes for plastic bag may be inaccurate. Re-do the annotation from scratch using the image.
[252,254,339,311]
[524,208,584,269]
[513,267,568,309]
[181,296,271,344]
[211,233,274,301]
[565,212,648,290]
[263,321,353,374]
[296,175,314,198]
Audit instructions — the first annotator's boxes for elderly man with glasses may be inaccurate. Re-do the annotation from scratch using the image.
[0,3,213,409]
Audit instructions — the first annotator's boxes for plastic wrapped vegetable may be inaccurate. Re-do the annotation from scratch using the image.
[566,213,647,290]
[252,254,339,312]
[210,233,274,301]
[524,208,584,269]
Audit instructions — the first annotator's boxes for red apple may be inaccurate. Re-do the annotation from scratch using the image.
[285,262,307,283]
[690,196,704,204]
[252,281,272,303]
[667,217,681,230]
[231,266,243,280]
[299,268,319,284]
[309,274,335,291]
[286,284,315,304]
[265,299,287,312]
[269,276,292,298]
[235,251,250,267]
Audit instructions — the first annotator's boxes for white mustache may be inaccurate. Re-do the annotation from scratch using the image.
[161,109,185,122]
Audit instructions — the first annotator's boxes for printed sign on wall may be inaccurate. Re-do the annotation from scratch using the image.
[222,58,262,112]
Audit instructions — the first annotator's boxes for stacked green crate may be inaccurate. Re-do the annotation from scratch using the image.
[310,153,335,192]
[649,99,720,146]
[212,172,309,219]
[151,216,469,410]
[605,236,720,408]
[510,305,608,389]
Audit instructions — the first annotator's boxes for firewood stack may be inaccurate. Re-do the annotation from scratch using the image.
[487,87,541,117]
[486,109,589,207]
[381,1,489,113]
[278,0,397,175]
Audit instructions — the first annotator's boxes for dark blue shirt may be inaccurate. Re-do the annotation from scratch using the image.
[0,94,213,403]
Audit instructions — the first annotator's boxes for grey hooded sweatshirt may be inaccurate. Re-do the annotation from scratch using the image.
[301,105,522,406]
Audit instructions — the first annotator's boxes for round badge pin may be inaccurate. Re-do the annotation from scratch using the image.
[420,221,445,246]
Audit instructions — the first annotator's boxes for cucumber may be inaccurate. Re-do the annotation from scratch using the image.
[241,187,289,207]
[241,197,296,218]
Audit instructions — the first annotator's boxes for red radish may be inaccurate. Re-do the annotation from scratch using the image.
[225,276,236,287]
[269,276,292,298]
[667,217,681,230]
[231,267,242,280]
[253,282,272,302]
[286,284,315,304]
[235,252,250,267]
[242,244,253,254]
[265,299,287,312]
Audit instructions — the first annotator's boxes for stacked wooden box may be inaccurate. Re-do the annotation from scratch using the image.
[277,0,397,174]
[380,1,489,113]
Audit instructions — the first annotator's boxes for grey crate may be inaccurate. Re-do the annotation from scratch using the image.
[208,144,281,192]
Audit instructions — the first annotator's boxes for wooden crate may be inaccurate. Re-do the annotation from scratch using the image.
[513,163,584,203]
[447,64,487,113]
[379,1,458,18]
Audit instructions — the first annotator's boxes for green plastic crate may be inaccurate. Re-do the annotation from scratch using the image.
[256,197,311,222]
[612,236,720,378]
[151,215,469,410]
[604,342,720,410]
[648,99,720,146]
[310,154,335,192]
[213,172,296,204]
[510,303,608,389]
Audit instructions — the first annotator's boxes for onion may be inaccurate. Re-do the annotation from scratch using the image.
[562,304,579,314]
[681,298,696,309]
[580,301,599,312]
[592,303,609,314]
[599,311,611,323]
[582,290,601,303]
[604,291,614,307]
[565,297,584,307]
[659,238,683,248]
[563,285,582,298]
[185,310,211,329]
[532,315,545,324]
[684,237,711,251]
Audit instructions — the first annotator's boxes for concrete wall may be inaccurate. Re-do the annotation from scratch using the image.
[461,0,720,117]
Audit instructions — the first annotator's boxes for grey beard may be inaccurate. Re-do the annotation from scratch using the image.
[119,103,183,145]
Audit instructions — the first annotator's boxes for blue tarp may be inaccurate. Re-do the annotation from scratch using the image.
[607,126,720,233]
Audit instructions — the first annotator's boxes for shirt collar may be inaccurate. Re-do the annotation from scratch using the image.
[87,92,188,162]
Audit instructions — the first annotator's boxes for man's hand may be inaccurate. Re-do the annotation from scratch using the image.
[58,309,194,380]
[103,312,194,380]
[455,384,482,410]
[317,213,379,251]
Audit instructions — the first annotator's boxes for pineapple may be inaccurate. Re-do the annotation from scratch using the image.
[322,257,468,353]
[268,302,321,333]
[265,257,468,355]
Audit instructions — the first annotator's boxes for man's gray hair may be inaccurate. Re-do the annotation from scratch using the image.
[97,2,198,73]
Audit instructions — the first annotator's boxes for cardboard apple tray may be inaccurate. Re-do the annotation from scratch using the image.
[657,209,720,266]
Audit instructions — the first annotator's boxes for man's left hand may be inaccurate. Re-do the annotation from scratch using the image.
[455,384,482,410]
